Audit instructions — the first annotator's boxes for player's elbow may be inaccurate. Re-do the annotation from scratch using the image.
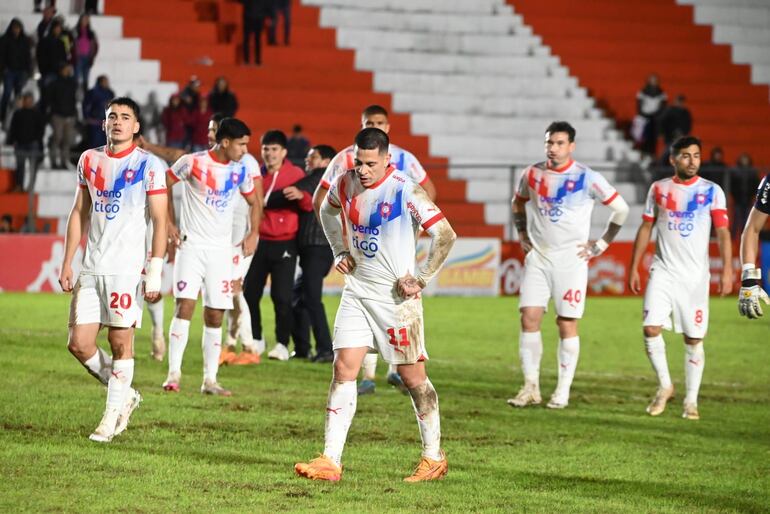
[608,195,630,226]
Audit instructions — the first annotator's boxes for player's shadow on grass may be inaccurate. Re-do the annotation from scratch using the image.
[518,471,767,513]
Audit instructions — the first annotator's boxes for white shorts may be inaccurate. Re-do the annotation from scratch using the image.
[231,248,253,282]
[519,257,588,318]
[644,269,709,339]
[173,245,234,309]
[333,290,429,365]
[69,273,144,328]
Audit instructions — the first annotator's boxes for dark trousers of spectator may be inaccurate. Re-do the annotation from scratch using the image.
[269,0,291,45]
[291,244,334,358]
[50,115,76,168]
[243,239,297,346]
[1,70,28,120]
[243,16,266,65]
[640,115,658,157]
[14,142,41,192]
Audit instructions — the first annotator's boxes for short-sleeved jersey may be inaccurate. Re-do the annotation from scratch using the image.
[78,144,167,275]
[642,176,728,278]
[753,174,770,215]
[516,160,617,266]
[169,150,255,248]
[230,153,262,245]
[320,143,428,190]
[326,167,444,302]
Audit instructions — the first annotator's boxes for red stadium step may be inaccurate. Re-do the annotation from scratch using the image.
[0,193,37,215]
[0,169,14,193]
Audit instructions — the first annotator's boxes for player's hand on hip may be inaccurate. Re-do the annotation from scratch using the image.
[241,233,259,257]
[58,264,73,292]
[577,239,608,261]
[397,274,422,299]
[167,223,182,249]
[334,252,356,274]
[738,267,770,318]
[628,269,642,294]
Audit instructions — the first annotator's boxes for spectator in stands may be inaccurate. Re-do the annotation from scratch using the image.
[161,94,188,149]
[188,97,213,151]
[7,92,44,192]
[286,124,310,167]
[84,0,99,14]
[269,0,291,46]
[73,14,98,94]
[36,17,67,112]
[141,91,163,143]
[0,214,12,233]
[208,77,238,117]
[82,75,114,148]
[46,63,77,169]
[0,19,33,123]
[36,5,57,40]
[180,75,201,111]
[729,152,760,239]
[659,94,691,147]
[700,146,728,189]
[240,0,273,66]
[636,74,667,159]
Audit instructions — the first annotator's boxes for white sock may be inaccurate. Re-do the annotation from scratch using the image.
[106,358,134,412]
[323,380,357,467]
[387,363,398,375]
[252,338,265,355]
[83,347,112,386]
[555,336,580,398]
[644,334,672,389]
[362,353,377,380]
[408,378,442,461]
[147,300,164,339]
[168,317,190,374]
[519,331,543,387]
[202,325,222,383]
[684,342,705,405]
[236,292,254,346]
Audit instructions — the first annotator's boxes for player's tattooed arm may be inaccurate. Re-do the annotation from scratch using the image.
[628,220,654,294]
[59,186,92,292]
[415,218,457,289]
[319,192,352,273]
[578,194,630,260]
[512,196,532,253]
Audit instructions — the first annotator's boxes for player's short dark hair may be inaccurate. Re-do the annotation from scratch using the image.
[670,136,702,157]
[354,128,389,155]
[312,144,337,161]
[210,112,227,125]
[545,121,576,142]
[261,129,287,148]
[106,96,141,120]
[216,117,251,142]
[362,104,389,119]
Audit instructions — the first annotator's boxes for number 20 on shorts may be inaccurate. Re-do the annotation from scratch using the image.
[109,292,132,309]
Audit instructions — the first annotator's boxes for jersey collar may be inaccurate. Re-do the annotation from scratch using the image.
[208,150,230,165]
[106,144,136,158]
[366,165,396,189]
[672,175,699,185]
[548,159,574,173]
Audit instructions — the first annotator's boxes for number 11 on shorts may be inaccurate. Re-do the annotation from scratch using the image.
[387,327,410,347]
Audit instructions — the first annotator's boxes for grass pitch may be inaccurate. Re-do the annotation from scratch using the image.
[0,293,768,513]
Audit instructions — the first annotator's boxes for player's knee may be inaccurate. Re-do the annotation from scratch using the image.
[684,336,702,346]
[174,300,195,320]
[643,325,662,338]
[520,311,541,331]
[203,308,224,328]
[332,360,357,381]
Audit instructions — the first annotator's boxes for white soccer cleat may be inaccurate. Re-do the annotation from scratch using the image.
[267,343,290,361]
[201,379,232,396]
[151,331,166,361]
[114,389,142,437]
[88,408,120,443]
[507,383,542,408]
[162,371,181,392]
[546,392,569,409]
[646,385,675,416]
[682,402,700,420]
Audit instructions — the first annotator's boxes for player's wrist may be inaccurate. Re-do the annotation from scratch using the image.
[415,276,427,289]
[593,239,609,255]
[741,266,761,287]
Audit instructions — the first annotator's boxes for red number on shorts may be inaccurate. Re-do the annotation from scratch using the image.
[387,327,410,347]
[110,292,131,309]
[695,309,703,324]
[221,280,232,294]
[563,289,582,304]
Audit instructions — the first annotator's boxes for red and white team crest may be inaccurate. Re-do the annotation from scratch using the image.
[566,180,575,191]
[124,169,135,182]
[379,202,392,218]
[696,193,706,204]
[231,173,240,184]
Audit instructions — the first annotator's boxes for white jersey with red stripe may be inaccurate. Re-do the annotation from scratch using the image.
[230,153,261,245]
[326,166,444,303]
[168,150,256,248]
[320,143,427,190]
[516,159,618,267]
[77,144,167,275]
[642,175,728,278]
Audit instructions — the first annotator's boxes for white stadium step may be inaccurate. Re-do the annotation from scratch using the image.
[305,0,512,15]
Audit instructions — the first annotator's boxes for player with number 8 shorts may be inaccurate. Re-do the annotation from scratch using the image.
[508,121,630,410]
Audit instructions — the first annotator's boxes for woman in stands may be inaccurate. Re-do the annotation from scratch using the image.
[73,14,98,93]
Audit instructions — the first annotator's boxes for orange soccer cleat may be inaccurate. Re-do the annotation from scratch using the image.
[231,351,261,366]
[219,346,238,366]
[403,450,448,483]
[294,455,342,482]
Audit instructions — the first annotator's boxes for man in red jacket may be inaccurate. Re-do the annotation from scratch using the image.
[243,130,312,360]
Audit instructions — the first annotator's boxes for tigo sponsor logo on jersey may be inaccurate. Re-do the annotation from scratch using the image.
[351,223,380,258]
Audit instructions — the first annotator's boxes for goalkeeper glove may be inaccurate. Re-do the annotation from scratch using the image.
[738,267,770,319]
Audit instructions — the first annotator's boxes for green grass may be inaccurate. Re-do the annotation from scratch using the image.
[0,293,769,513]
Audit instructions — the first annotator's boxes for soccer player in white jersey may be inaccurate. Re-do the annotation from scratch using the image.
[508,121,630,410]
[738,168,770,319]
[313,104,436,396]
[162,118,260,396]
[58,97,168,442]
[629,136,732,420]
[295,128,456,482]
